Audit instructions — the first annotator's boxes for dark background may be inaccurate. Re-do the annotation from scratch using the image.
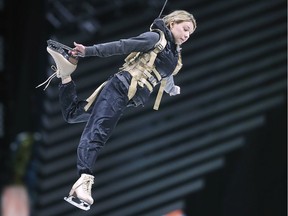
[0,0,286,216]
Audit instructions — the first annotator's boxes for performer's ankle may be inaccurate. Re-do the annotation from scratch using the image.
[62,76,72,84]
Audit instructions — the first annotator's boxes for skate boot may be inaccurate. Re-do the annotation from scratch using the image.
[64,174,94,211]
[36,39,81,90]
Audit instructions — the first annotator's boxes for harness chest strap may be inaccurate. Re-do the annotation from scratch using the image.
[125,53,182,110]
[124,29,167,104]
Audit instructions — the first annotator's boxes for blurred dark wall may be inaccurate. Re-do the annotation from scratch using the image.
[4,0,46,139]
[184,104,287,216]
[0,0,286,216]
[0,0,46,185]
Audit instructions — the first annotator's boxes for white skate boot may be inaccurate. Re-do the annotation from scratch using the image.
[36,39,80,90]
[64,174,94,211]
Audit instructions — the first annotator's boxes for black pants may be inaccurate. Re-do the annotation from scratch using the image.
[59,74,131,176]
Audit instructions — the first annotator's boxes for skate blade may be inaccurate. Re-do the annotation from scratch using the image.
[47,46,78,66]
[64,195,91,211]
[47,39,84,57]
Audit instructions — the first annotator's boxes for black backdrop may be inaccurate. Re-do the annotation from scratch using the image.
[0,0,286,216]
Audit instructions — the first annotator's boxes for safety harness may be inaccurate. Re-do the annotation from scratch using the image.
[84,29,182,111]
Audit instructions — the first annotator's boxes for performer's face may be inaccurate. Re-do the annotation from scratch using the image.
[170,21,195,45]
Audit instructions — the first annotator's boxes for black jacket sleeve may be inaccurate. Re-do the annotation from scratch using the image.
[84,31,160,57]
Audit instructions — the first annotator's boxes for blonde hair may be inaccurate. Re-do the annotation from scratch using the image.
[163,10,197,31]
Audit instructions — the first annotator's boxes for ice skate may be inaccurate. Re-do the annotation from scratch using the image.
[64,174,94,211]
[36,39,81,90]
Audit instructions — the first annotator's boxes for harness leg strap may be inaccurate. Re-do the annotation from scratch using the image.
[127,77,138,100]
[153,79,167,110]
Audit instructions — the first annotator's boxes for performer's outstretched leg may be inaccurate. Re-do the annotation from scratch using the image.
[77,76,128,174]
[59,80,91,123]
[65,75,129,210]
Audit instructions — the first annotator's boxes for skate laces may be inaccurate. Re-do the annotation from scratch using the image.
[35,65,58,90]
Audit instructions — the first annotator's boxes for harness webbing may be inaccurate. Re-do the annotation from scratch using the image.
[84,29,182,111]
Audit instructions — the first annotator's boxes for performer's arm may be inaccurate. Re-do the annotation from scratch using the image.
[77,32,160,57]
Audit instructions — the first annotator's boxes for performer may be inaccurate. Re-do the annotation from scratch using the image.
[45,9,196,210]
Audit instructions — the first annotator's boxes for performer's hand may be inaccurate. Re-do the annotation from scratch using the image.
[169,85,181,96]
[69,42,85,57]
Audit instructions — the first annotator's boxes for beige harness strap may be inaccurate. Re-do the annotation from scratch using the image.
[139,77,153,90]
[127,77,138,100]
[153,79,167,110]
[152,68,161,81]
[172,53,182,76]
[147,51,157,68]
[153,53,182,110]
[84,81,108,111]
